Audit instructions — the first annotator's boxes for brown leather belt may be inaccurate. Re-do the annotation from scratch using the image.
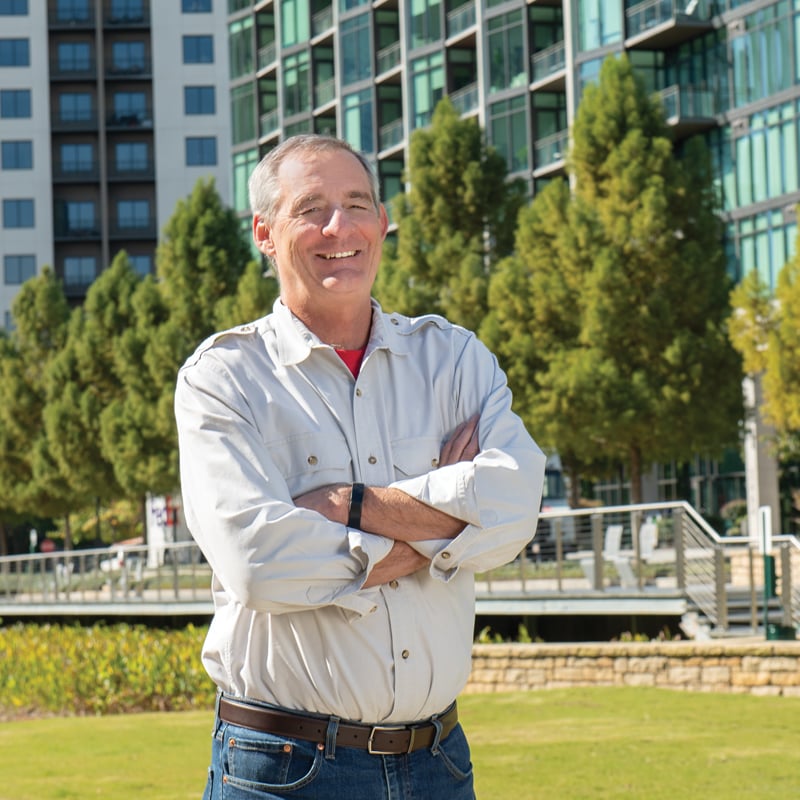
[218,696,458,755]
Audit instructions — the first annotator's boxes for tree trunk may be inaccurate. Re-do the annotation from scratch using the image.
[64,514,73,551]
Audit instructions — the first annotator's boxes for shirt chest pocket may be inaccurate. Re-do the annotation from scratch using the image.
[267,432,352,496]
[391,436,441,481]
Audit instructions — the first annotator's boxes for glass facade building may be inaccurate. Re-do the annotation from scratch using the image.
[227,0,799,291]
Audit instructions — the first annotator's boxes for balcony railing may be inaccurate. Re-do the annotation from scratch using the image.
[534,128,568,171]
[109,218,157,239]
[104,5,150,26]
[260,108,279,138]
[108,159,155,181]
[311,5,333,37]
[106,58,152,78]
[376,41,401,76]
[50,58,97,80]
[49,7,96,27]
[51,112,99,132]
[450,82,478,116]
[626,0,714,40]
[379,118,404,151]
[258,42,277,71]
[106,109,153,129]
[54,223,102,241]
[658,84,716,120]
[446,1,476,39]
[52,161,101,182]
[314,77,336,109]
[531,41,566,84]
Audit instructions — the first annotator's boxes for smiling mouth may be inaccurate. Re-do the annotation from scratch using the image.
[321,250,358,260]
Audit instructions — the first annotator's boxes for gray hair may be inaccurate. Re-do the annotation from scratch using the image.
[248,134,381,225]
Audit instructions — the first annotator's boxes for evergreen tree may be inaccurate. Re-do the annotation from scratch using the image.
[485,55,742,503]
[375,98,525,332]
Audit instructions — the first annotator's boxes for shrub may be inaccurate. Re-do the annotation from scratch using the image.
[0,622,215,718]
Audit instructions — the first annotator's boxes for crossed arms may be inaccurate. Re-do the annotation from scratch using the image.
[294,415,480,588]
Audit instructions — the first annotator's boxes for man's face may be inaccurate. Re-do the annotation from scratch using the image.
[254,148,389,312]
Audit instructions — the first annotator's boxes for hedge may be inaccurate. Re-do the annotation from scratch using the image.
[0,623,215,718]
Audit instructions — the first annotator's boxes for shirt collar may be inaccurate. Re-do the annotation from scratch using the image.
[272,297,410,366]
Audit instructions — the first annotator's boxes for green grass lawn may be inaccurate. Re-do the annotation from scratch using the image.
[2,687,800,799]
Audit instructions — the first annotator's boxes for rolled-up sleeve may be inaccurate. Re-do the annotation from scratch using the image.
[390,333,546,579]
[175,350,391,618]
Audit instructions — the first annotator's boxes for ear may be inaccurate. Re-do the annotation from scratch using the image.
[378,204,389,241]
[253,215,276,257]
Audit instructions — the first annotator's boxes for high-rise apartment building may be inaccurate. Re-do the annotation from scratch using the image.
[226,0,798,291]
[226,0,798,517]
[0,0,232,328]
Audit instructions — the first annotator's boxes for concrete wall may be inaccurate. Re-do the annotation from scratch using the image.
[466,640,800,697]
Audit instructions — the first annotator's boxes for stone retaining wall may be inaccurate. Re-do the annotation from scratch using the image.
[466,639,800,696]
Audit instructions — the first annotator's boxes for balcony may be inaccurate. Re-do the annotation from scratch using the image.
[257,42,277,72]
[48,7,96,28]
[658,84,717,137]
[530,42,566,91]
[106,58,152,80]
[54,222,101,242]
[50,58,97,81]
[379,118,404,153]
[450,82,479,117]
[376,41,401,80]
[52,161,101,183]
[106,109,153,129]
[533,128,568,178]
[314,77,336,110]
[259,108,280,139]
[104,5,150,27]
[108,159,155,181]
[311,6,333,39]
[446,2,476,43]
[109,218,157,240]
[51,111,99,132]
[625,0,715,50]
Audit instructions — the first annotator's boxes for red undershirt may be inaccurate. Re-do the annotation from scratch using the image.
[336,347,366,378]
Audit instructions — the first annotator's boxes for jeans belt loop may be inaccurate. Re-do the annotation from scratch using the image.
[429,716,444,755]
[324,716,339,760]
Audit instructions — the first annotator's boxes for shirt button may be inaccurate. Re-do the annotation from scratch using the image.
[307,455,318,465]
[368,456,377,464]
[356,388,362,397]
[389,580,399,589]
[431,458,439,467]
[391,318,399,326]
[401,649,410,659]
[441,551,451,560]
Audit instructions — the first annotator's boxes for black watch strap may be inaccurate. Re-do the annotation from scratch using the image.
[347,482,365,529]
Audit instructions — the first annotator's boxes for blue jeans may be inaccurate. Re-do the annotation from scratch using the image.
[201,701,476,799]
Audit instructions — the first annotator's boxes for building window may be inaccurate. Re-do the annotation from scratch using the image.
[4,254,35,284]
[112,91,147,124]
[229,15,254,80]
[576,0,622,52]
[411,51,444,129]
[283,50,310,117]
[56,0,90,23]
[184,85,216,115]
[1,140,32,169]
[128,254,152,275]
[57,41,91,72]
[182,0,211,11]
[341,13,372,86]
[488,10,526,94]
[340,0,368,10]
[183,35,214,64]
[280,0,309,48]
[63,256,96,288]
[61,143,94,173]
[0,89,31,118]
[65,201,96,234]
[343,89,373,153]
[186,136,217,165]
[738,209,797,292]
[0,39,30,67]
[58,92,92,122]
[231,83,256,144]
[112,41,146,74]
[233,148,259,214]
[3,198,34,228]
[0,0,28,14]
[410,0,441,49]
[118,199,150,228]
[115,141,148,172]
[110,0,144,22]
[489,95,528,173]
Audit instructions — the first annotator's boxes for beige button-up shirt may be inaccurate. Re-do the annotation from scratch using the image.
[175,298,545,724]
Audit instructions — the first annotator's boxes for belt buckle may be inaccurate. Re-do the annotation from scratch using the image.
[367,724,414,755]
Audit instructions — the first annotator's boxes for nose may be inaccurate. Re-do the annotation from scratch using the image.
[321,206,352,236]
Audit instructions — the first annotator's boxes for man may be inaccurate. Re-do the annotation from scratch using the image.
[175,134,545,799]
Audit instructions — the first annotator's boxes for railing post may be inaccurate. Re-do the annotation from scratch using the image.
[555,519,563,593]
[780,543,794,629]
[631,509,643,589]
[674,507,685,590]
[714,546,727,633]
[748,547,758,632]
[591,514,603,590]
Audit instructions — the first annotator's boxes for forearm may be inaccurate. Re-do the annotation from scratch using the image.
[294,483,466,542]
[361,541,429,588]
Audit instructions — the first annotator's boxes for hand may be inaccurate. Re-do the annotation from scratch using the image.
[362,541,430,588]
[439,414,479,467]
